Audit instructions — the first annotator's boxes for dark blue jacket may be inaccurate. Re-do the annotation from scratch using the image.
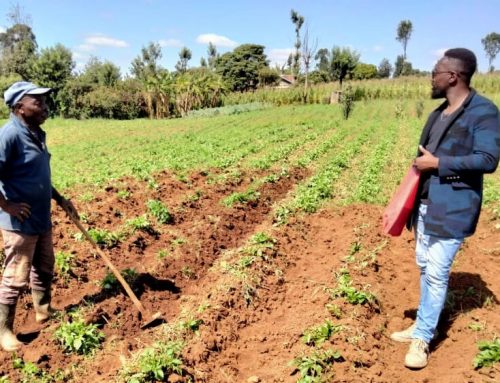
[411,90,500,238]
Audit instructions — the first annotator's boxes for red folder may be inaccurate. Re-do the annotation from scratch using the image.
[382,166,421,236]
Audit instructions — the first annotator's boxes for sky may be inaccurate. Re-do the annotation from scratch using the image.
[0,0,498,76]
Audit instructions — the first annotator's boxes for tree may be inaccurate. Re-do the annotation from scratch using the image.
[396,20,413,60]
[315,48,329,72]
[377,58,392,78]
[290,9,304,78]
[481,32,500,72]
[352,63,378,80]
[329,47,360,88]
[393,55,413,77]
[31,44,74,113]
[301,26,318,99]
[130,42,163,80]
[207,42,218,70]
[175,46,192,73]
[215,44,268,92]
[0,23,37,79]
[80,56,121,86]
[258,67,280,87]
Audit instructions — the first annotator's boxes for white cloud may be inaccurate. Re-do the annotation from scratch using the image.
[372,45,384,52]
[267,48,294,67]
[76,44,95,52]
[0,26,5,33]
[158,38,183,48]
[432,48,447,59]
[84,34,129,48]
[196,33,237,48]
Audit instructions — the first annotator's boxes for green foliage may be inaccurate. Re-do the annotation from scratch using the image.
[54,315,104,355]
[332,269,377,305]
[291,349,343,383]
[393,55,413,77]
[396,19,413,59]
[124,341,184,383]
[0,375,9,383]
[13,356,63,383]
[147,199,173,224]
[81,56,121,86]
[352,63,378,80]
[222,189,260,207]
[377,58,392,78]
[216,44,269,92]
[301,320,342,346]
[101,268,138,292]
[84,228,121,248]
[340,85,355,120]
[0,23,37,79]
[482,32,500,72]
[473,338,500,369]
[55,251,75,280]
[329,46,360,87]
[126,215,153,232]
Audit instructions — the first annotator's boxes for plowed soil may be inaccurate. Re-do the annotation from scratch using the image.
[0,169,498,383]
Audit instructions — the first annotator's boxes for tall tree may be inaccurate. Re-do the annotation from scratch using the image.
[377,58,392,78]
[393,55,413,77]
[215,44,268,92]
[130,42,162,80]
[396,20,413,60]
[0,24,37,79]
[315,48,330,72]
[31,44,74,113]
[481,32,500,72]
[207,42,218,70]
[175,46,192,73]
[301,26,317,100]
[81,56,121,86]
[329,46,360,88]
[290,9,304,78]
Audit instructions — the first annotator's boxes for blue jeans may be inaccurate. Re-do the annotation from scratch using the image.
[413,204,464,343]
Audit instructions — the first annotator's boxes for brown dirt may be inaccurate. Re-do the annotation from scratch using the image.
[0,169,498,383]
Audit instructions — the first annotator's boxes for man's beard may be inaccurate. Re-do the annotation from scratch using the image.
[431,87,446,99]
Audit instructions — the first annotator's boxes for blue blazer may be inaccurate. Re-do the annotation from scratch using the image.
[410,90,500,238]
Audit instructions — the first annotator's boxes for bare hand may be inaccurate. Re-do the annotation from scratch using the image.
[414,145,439,172]
[60,198,80,221]
[2,201,31,222]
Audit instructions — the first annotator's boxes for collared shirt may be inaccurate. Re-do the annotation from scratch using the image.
[0,114,52,234]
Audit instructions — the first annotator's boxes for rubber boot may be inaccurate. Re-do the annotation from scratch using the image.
[0,303,22,351]
[32,288,56,323]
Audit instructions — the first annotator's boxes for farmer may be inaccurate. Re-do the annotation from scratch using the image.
[390,48,500,369]
[0,81,79,351]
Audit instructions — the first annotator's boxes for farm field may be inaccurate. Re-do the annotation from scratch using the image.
[0,99,499,383]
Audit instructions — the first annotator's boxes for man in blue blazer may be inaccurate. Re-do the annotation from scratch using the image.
[391,48,500,369]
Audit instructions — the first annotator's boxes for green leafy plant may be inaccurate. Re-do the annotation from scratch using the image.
[117,190,131,200]
[291,349,343,383]
[124,341,184,383]
[332,269,377,305]
[325,303,342,319]
[126,215,153,233]
[301,320,342,346]
[0,376,9,383]
[101,268,138,292]
[55,251,75,280]
[222,189,260,207]
[54,315,104,355]
[147,200,173,224]
[12,357,64,383]
[82,228,121,248]
[473,338,500,369]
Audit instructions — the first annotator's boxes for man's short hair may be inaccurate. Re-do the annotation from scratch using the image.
[443,48,477,85]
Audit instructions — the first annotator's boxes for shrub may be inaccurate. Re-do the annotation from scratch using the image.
[147,200,173,224]
[54,315,104,354]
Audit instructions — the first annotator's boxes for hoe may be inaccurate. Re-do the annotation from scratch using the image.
[64,208,163,329]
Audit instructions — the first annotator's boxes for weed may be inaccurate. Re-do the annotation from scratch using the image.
[158,249,170,259]
[147,200,173,224]
[301,320,342,346]
[124,341,184,383]
[468,321,485,332]
[117,190,131,200]
[54,315,104,355]
[415,99,424,118]
[12,357,65,383]
[181,266,195,279]
[332,269,377,306]
[101,268,138,292]
[55,251,75,280]
[179,318,204,335]
[78,191,94,202]
[126,215,154,233]
[340,85,355,120]
[171,237,187,247]
[222,189,260,207]
[325,303,342,319]
[83,228,121,248]
[0,376,9,383]
[473,338,500,369]
[291,349,343,383]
